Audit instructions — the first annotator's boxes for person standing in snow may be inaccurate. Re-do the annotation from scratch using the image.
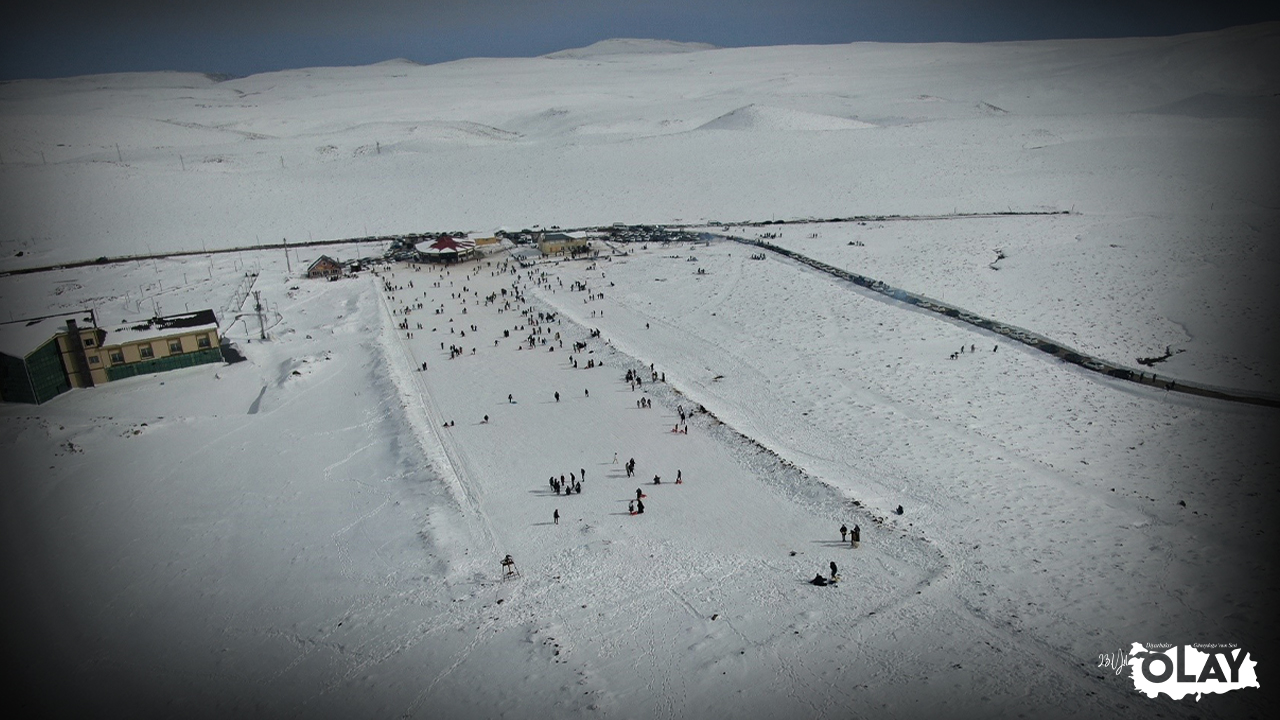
[675,470,682,484]
[830,561,838,581]
[636,499,644,514]
[555,391,560,402]
[851,525,860,546]
[554,509,559,525]
[636,488,643,501]
[840,524,848,542]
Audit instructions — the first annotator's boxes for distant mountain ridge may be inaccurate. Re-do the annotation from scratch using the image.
[543,38,719,59]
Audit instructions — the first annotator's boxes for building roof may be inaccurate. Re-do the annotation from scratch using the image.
[415,235,477,255]
[540,231,591,244]
[100,310,219,347]
[308,255,341,272]
[0,311,95,358]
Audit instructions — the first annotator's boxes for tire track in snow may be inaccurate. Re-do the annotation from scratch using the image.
[724,233,1280,408]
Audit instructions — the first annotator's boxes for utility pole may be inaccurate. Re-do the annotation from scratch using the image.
[253,290,266,339]
[284,238,291,274]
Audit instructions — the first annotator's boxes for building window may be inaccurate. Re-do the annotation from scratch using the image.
[88,355,100,364]
[83,337,96,347]
[169,339,183,354]
[139,344,154,359]
[109,351,124,364]
[196,334,211,349]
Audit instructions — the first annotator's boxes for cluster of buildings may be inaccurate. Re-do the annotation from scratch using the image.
[307,230,600,278]
[0,309,224,405]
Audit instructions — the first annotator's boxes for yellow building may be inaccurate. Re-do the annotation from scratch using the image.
[537,232,591,255]
[1,309,224,404]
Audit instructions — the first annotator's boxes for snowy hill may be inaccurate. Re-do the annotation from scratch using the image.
[543,38,719,59]
[1,25,1278,720]
[694,104,877,131]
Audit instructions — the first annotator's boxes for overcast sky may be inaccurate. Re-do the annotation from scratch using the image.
[3,0,1276,80]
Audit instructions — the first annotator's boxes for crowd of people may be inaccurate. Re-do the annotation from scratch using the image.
[378,251,871,589]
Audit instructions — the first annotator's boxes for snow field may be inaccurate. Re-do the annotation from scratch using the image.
[1,23,1278,719]
[1,234,1275,718]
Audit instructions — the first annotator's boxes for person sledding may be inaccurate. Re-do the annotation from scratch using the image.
[810,573,828,586]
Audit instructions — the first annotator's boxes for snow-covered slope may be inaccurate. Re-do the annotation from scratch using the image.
[694,104,877,131]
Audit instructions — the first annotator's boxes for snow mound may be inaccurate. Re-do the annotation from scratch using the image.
[371,58,425,67]
[544,38,718,59]
[696,104,877,131]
